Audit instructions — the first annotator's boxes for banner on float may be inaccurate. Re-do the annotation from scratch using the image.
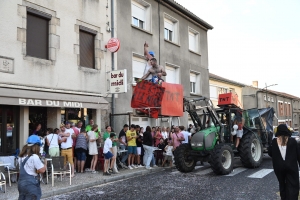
[161,82,183,117]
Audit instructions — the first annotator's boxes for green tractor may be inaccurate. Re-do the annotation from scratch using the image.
[174,96,274,175]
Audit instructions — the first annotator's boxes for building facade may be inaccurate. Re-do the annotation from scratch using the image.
[243,85,300,130]
[113,0,213,129]
[209,73,245,108]
[0,0,112,155]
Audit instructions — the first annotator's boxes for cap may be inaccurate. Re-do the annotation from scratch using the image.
[27,135,42,146]
[65,121,70,125]
[149,51,155,57]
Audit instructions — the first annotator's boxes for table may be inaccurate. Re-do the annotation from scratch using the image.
[0,163,10,167]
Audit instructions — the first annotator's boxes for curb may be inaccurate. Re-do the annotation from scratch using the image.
[41,168,164,199]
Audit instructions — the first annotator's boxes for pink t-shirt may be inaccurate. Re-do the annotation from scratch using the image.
[172,132,184,148]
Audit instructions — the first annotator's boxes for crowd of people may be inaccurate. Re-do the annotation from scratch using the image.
[29,120,195,177]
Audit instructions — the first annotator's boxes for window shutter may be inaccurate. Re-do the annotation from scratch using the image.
[190,73,196,82]
[164,19,173,31]
[80,30,95,68]
[165,66,176,84]
[26,13,49,60]
[132,4,145,21]
[132,59,145,79]
[189,32,196,51]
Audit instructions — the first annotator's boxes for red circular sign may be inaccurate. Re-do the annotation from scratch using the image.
[106,38,120,53]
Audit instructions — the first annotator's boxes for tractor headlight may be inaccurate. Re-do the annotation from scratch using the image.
[197,142,203,147]
[191,143,196,146]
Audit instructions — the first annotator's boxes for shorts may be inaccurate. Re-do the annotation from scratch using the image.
[137,147,142,155]
[104,151,114,160]
[127,146,137,155]
[237,130,244,138]
[76,148,87,161]
[61,148,73,164]
[164,155,172,161]
[49,147,59,157]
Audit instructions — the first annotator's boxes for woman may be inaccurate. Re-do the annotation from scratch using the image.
[270,124,300,200]
[46,128,60,157]
[140,127,144,134]
[75,129,88,173]
[161,127,168,140]
[143,126,153,169]
[32,123,42,136]
[18,135,46,200]
[87,124,99,174]
[103,126,119,173]
[168,128,175,142]
[154,127,162,147]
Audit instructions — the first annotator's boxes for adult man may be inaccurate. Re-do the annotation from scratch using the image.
[171,126,184,151]
[126,124,138,169]
[179,126,191,144]
[143,42,155,81]
[118,124,129,168]
[85,119,100,139]
[59,122,75,177]
[72,121,82,172]
[141,58,167,81]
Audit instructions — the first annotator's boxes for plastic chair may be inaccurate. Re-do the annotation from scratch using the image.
[7,157,19,186]
[0,166,6,193]
[51,156,71,187]
[96,148,105,171]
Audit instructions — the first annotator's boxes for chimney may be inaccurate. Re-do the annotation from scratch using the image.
[252,81,258,88]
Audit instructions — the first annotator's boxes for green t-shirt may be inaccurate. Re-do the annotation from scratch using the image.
[85,125,100,138]
[103,131,117,146]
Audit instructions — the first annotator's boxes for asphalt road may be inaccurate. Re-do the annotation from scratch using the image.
[45,154,280,200]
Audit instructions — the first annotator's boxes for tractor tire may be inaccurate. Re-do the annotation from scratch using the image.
[174,143,196,173]
[238,133,263,168]
[210,144,234,175]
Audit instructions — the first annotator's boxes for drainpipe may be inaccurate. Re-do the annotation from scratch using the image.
[158,0,161,63]
[111,0,115,128]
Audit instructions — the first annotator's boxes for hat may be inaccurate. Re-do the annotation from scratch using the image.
[149,51,155,57]
[276,124,291,137]
[27,135,42,146]
[65,121,70,125]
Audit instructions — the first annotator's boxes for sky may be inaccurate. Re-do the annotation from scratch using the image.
[176,0,300,97]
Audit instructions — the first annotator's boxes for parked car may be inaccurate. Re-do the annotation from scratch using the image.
[291,131,300,143]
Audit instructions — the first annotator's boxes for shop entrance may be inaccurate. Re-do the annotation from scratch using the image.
[0,105,19,155]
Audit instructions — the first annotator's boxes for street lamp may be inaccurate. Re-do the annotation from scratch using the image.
[263,83,278,107]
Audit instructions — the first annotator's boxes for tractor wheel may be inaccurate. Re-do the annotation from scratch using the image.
[210,144,234,175]
[174,143,196,173]
[238,133,263,168]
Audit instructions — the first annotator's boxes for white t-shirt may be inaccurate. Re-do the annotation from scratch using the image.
[60,128,74,149]
[103,138,112,154]
[143,62,153,80]
[161,131,168,140]
[18,154,44,176]
[46,134,59,149]
[165,145,173,156]
[39,136,45,154]
[182,131,191,144]
[278,145,287,160]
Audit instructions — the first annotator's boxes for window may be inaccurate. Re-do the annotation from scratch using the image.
[165,65,179,84]
[278,101,284,116]
[287,103,291,116]
[164,20,173,41]
[271,97,274,102]
[80,28,96,69]
[131,1,151,31]
[164,15,179,43]
[26,11,51,60]
[188,28,200,53]
[267,96,270,102]
[229,88,235,93]
[190,73,196,93]
[132,56,146,83]
[210,86,218,99]
[263,95,266,101]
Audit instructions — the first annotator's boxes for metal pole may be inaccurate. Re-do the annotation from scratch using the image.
[111,0,115,128]
[265,83,268,108]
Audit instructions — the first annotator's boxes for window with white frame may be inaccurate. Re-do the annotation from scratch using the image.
[190,72,201,94]
[132,56,146,83]
[131,0,151,31]
[267,96,271,102]
[188,28,199,53]
[263,95,267,101]
[271,97,274,102]
[165,65,179,84]
[164,14,178,43]
[210,85,228,99]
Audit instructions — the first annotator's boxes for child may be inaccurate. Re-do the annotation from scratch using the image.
[162,141,173,167]
[103,133,116,176]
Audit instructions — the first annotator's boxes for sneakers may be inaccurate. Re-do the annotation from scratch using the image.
[85,168,92,172]
[132,165,138,169]
[103,172,111,176]
[137,164,143,168]
[153,165,158,168]
[146,167,153,170]
[91,171,98,174]
[108,168,113,173]
[128,166,133,170]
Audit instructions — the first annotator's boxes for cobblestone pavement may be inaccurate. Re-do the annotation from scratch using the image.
[44,156,282,200]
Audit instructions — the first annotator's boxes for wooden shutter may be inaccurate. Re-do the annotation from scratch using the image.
[26,12,50,60]
[80,30,95,69]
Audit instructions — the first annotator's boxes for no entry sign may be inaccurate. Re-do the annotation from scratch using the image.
[106,38,120,53]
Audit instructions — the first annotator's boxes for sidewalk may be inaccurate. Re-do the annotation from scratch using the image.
[0,167,164,200]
